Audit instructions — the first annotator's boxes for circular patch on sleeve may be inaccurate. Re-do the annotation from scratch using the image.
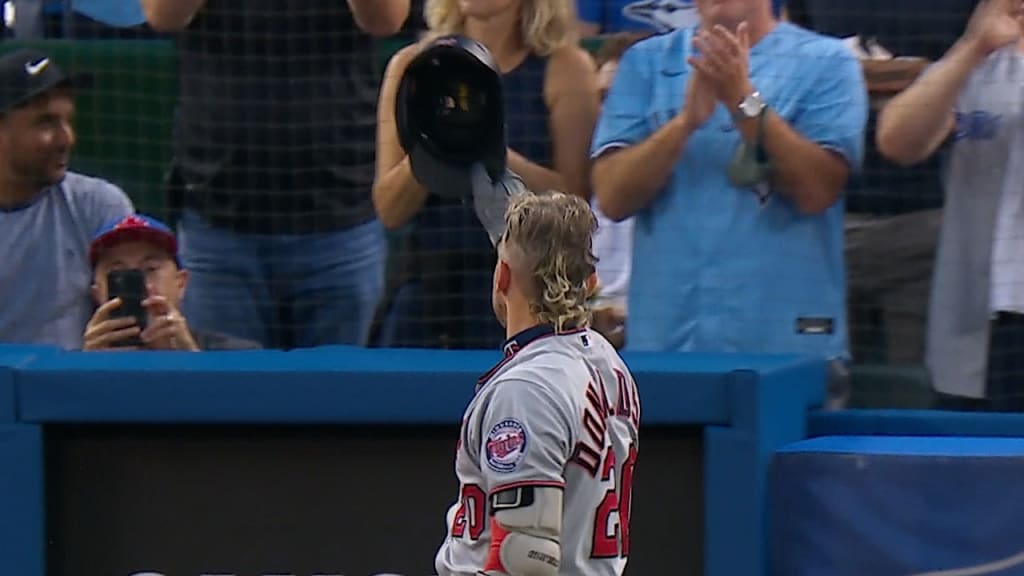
[485,418,528,473]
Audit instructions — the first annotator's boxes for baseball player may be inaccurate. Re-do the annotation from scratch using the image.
[434,191,642,576]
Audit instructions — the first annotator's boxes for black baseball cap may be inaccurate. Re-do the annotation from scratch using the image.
[0,48,87,115]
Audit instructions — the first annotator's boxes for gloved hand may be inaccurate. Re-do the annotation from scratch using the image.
[471,163,529,246]
[408,144,472,201]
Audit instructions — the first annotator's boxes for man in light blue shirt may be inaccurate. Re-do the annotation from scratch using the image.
[590,0,867,362]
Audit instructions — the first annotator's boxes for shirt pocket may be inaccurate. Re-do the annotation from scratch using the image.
[646,73,686,133]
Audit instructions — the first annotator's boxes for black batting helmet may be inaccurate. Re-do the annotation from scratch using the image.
[396,35,507,199]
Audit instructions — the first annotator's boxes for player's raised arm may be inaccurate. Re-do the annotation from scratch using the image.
[477,377,576,576]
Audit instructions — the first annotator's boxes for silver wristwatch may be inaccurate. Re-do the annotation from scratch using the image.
[736,91,767,119]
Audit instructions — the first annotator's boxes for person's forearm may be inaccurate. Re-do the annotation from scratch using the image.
[507,151,569,196]
[372,157,428,229]
[347,0,409,36]
[734,111,849,214]
[592,116,692,221]
[140,0,206,31]
[876,39,984,165]
[577,21,601,38]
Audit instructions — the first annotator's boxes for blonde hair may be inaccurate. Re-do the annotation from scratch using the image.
[424,0,578,56]
[501,191,598,331]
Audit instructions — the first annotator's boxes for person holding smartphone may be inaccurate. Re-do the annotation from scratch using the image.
[82,214,260,351]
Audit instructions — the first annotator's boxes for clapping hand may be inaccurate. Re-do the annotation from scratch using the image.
[688,22,756,109]
[680,68,717,131]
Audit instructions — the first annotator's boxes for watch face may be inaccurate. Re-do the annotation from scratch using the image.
[740,94,764,117]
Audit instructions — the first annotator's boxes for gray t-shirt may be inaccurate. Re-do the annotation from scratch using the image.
[0,172,133,349]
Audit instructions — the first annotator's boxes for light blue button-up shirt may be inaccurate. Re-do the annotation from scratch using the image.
[591,23,868,359]
[74,0,145,27]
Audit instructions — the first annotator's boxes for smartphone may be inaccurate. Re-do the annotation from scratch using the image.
[106,269,148,347]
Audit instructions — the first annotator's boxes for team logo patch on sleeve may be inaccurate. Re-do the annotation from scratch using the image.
[485,418,528,473]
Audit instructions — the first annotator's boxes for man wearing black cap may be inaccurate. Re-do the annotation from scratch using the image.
[0,48,134,349]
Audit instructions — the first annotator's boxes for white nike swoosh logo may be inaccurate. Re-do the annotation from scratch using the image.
[24,58,49,76]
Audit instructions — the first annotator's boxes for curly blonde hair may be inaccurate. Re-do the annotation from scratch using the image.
[501,191,598,331]
[424,0,578,57]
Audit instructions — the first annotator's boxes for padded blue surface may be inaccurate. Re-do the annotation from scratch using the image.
[0,365,12,422]
[0,425,43,575]
[0,346,60,422]
[0,344,827,576]
[771,435,1024,576]
[808,409,1024,438]
[12,347,816,424]
[780,435,1024,456]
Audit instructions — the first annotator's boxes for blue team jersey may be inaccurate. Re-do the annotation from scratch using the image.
[590,24,867,359]
[73,0,146,27]
[576,0,784,34]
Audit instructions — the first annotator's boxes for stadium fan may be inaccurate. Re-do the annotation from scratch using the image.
[591,0,867,407]
[0,48,133,349]
[588,31,652,350]
[877,0,1024,411]
[83,214,260,351]
[372,0,599,350]
[139,0,410,349]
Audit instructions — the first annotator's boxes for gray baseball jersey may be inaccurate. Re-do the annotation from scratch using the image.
[0,172,133,349]
[435,325,641,576]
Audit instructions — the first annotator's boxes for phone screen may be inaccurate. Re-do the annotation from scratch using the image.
[106,269,148,347]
